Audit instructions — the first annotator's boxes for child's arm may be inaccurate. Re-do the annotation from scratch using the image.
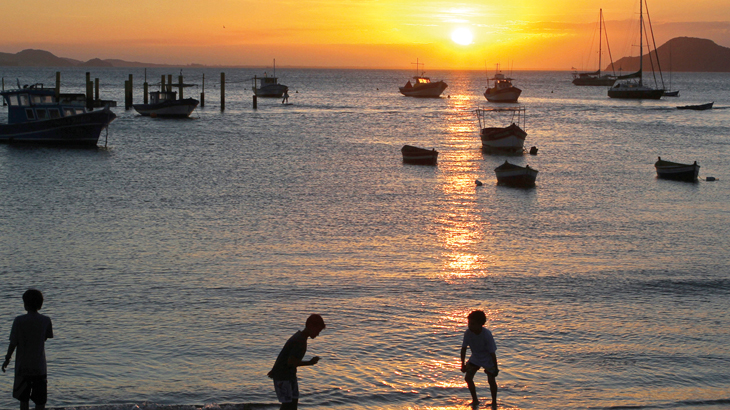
[2,344,16,373]
[460,346,468,372]
[287,355,320,367]
[489,352,499,375]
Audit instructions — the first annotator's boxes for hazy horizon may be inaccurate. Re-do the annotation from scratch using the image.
[3,0,730,71]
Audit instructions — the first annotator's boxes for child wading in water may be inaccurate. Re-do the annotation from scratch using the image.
[460,310,498,408]
[2,289,54,410]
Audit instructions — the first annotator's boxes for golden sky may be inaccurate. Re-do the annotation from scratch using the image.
[2,0,729,69]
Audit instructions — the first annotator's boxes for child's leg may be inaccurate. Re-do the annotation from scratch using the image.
[487,373,498,406]
[19,401,29,410]
[464,363,480,405]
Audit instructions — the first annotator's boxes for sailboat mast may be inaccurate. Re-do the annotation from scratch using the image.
[598,9,602,76]
[639,0,643,86]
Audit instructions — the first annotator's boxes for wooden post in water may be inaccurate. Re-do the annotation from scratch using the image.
[86,72,93,110]
[220,72,225,111]
[167,75,172,92]
[161,75,166,93]
[143,69,148,104]
[253,95,257,109]
[200,73,205,107]
[55,72,60,100]
[95,78,99,102]
[2,77,5,106]
[124,80,131,109]
[178,74,184,100]
[128,74,133,107]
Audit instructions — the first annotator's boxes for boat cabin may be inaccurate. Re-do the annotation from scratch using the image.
[149,91,179,104]
[414,76,432,85]
[1,84,86,125]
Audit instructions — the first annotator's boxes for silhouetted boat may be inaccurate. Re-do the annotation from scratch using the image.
[252,59,289,98]
[664,90,679,97]
[476,107,527,153]
[133,90,199,117]
[572,9,617,86]
[677,102,713,110]
[399,59,447,98]
[654,157,699,181]
[494,161,538,186]
[484,65,521,102]
[401,145,438,165]
[1,83,116,146]
[608,0,665,99]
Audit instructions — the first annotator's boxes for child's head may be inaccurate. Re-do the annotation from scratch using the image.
[467,310,487,327]
[23,289,44,311]
[305,314,326,338]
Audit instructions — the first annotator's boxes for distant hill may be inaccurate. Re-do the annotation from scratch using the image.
[0,49,200,68]
[610,37,730,73]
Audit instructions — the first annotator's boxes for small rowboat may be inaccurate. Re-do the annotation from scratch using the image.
[654,157,700,181]
[676,102,713,110]
[494,161,538,187]
[401,145,438,165]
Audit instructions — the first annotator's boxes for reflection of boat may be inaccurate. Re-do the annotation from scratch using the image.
[608,0,664,99]
[401,145,438,165]
[654,157,699,181]
[484,65,521,102]
[494,161,538,187]
[677,102,713,110]
[475,107,527,153]
[133,90,199,117]
[572,9,617,86]
[399,59,448,98]
[1,84,116,146]
[252,59,289,98]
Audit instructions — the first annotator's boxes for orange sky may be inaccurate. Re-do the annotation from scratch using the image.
[2,0,729,69]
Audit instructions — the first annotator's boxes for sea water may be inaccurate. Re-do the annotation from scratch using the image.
[1,67,729,410]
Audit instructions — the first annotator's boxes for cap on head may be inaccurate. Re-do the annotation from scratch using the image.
[306,314,326,330]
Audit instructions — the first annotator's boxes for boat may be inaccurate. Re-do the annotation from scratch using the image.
[664,90,679,97]
[572,9,617,86]
[484,65,521,102]
[1,83,116,146]
[654,157,699,181]
[475,107,527,153]
[252,59,289,98]
[398,59,448,98]
[133,90,199,117]
[677,102,713,110]
[401,145,438,165]
[608,0,665,99]
[494,161,538,187]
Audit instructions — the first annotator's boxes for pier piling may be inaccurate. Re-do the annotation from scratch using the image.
[55,72,60,100]
[86,72,93,110]
[220,72,225,111]
[200,73,205,107]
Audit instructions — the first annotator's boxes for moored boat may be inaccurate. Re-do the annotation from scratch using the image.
[494,161,539,187]
[484,65,521,102]
[572,9,617,86]
[654,156,700,181]
[252,59,289,98]
[476,107,527,153]
[133,90,199,117]
[401,145,438,165]
[677,102,713,110]
[1,84,116,146]
[399,59,447,98]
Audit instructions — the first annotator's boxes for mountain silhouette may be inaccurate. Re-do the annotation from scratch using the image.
[610,37,730,73]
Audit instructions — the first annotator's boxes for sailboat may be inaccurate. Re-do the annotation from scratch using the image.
[608,0,664,99]
[572,9,617,86]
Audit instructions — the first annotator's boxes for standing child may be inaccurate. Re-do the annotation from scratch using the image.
[267,314,326,410]
[2,289,54,410]
[460,310,498,408]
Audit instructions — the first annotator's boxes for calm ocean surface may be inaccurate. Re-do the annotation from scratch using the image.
[1,67,729,410]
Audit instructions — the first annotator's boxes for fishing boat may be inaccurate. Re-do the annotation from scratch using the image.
[608,0,665,99]
[401,145,438,165]
[252,59,289,98]
[677,102,713,110]
[654,157,699,181]
[1,83,116,146]
[475,107,527,153]
[494,161,539,187]
[572,9,617,86]
[398,59,448,98]
[484,65,521,103]
[133,90,199,118]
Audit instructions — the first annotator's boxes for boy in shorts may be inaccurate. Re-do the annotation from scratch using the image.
[2,289,54,410]
[268,314,326,410]
[460,310,498,408]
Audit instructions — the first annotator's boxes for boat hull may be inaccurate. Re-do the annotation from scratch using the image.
[494,162,538,187]
[254,84,288,98]
[399,82,448,98]
[484,87,521,103]
[133,98,199,117]
[608,85,664,99]
[677,102,713,110]
[572,76,616,86]
[401,145,438,165]
[655,159,700,182]
[0,108,116,146]
[480,123,527,153]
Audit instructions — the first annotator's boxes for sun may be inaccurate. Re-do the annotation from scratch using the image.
[451,27,474,46]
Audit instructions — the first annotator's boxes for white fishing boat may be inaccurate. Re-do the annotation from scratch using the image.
[484,65,521,103]
[252,59,289,98]
[475,106,527,153]
[398,59,447,98]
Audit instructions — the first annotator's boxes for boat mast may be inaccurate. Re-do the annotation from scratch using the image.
[639,0,643,86]
[598,9,603,76]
